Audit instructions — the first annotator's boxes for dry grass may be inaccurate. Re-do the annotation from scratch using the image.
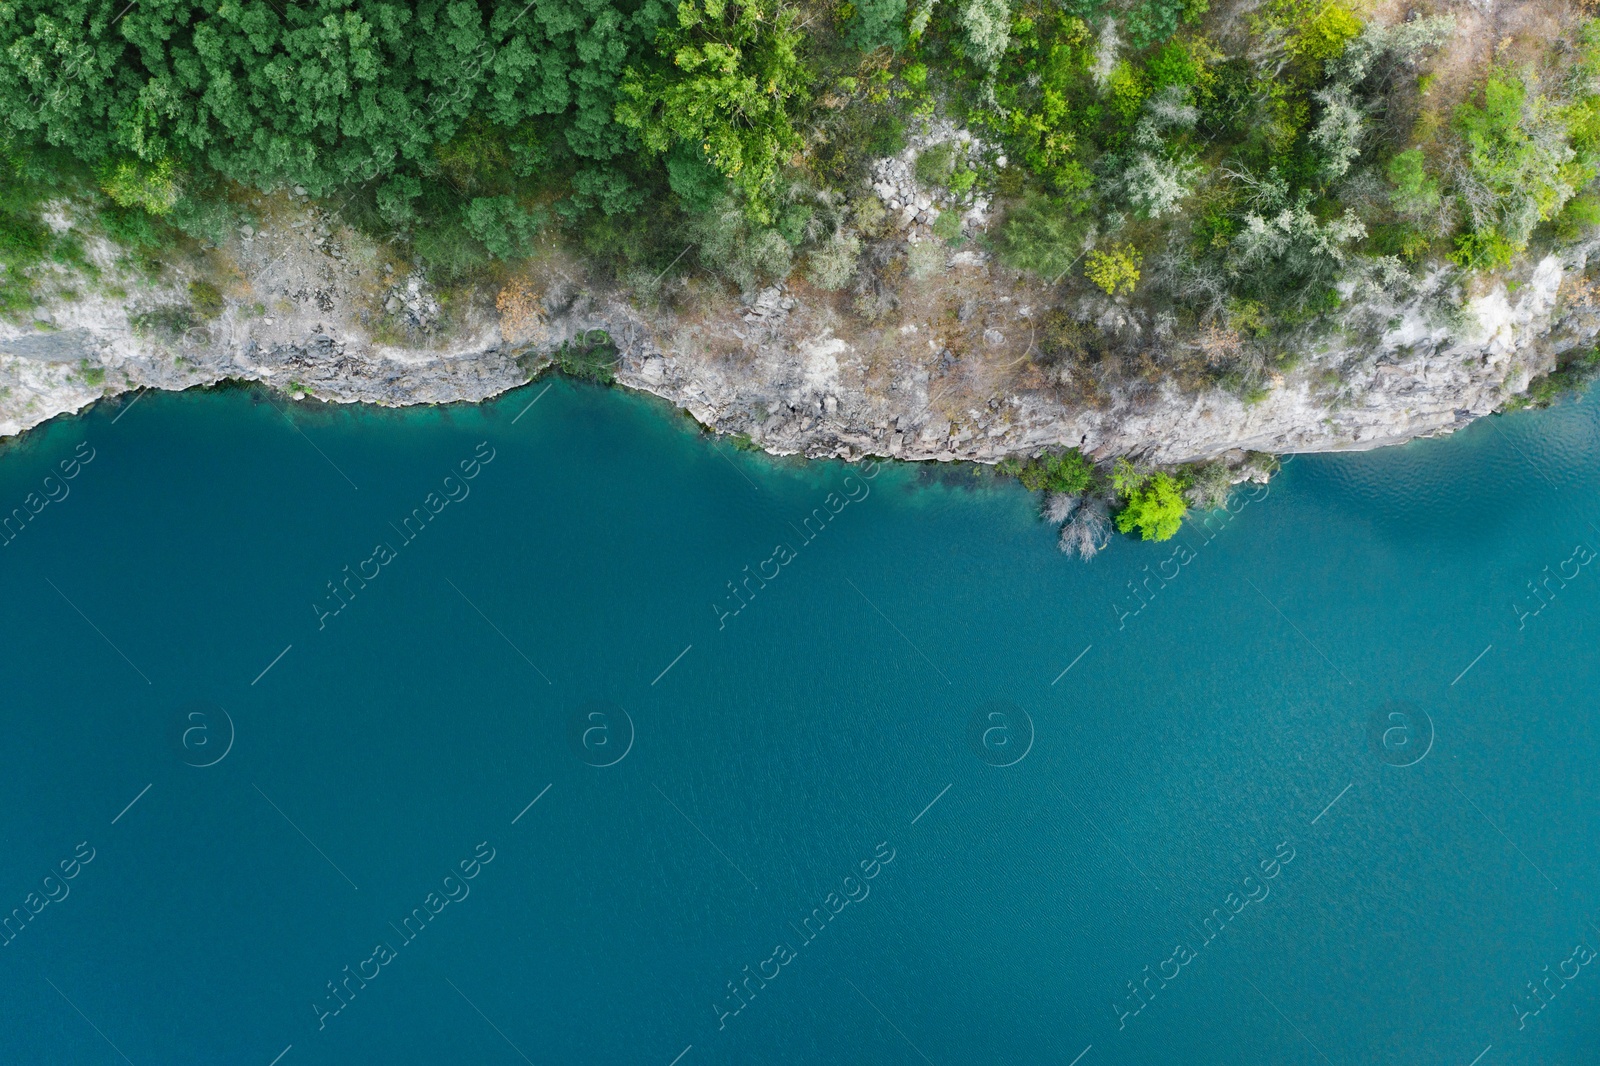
[495,277,544,345]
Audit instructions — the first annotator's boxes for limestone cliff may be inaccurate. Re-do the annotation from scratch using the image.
[1,185,1595,467]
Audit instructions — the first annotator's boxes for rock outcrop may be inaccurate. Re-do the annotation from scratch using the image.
[1,193,1595,466]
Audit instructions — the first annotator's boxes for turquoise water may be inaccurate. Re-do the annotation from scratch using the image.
[2,379,1599,1065]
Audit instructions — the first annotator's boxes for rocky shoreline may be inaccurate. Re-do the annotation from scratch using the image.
[2,191,1597,467]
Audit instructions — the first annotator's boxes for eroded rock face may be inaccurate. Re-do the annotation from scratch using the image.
[0,193,1594,466]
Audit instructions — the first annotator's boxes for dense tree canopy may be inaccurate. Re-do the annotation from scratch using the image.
[0,0,667,189]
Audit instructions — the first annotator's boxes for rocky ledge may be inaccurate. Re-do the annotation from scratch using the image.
[1,190,1596,468]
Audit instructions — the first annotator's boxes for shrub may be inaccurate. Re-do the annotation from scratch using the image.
[1523,346,1600,406]
[907,240,945,279]
[691,195,794,291]
[1184,460,1232,509]
[805,231,862,290]
[932,210,964,242]
[99,158,183,216]
[1452,71,1583,268]
[1115,471,1187,540]
[187,280,224,319]
[1386,149,1440,215]
[999,447,1095,493]
[667,145,727,214]
[464,197,546,261]
[846,0,909,52]
[1125,0,1207,50]
[916,144,957,188]
[1060,497,1111,558]
[1085,243,1142,296]
[958,0,1012,70]
[995,193,1090,280]
[555,332,618,384]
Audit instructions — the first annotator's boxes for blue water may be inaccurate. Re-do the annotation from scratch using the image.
[2,378,1598,1065]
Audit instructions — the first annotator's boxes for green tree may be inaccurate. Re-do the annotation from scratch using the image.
[1452,71,1583,270]
[615,0,809,223]
[1115,471,1187,540]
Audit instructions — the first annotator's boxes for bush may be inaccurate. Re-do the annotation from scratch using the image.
[999,447,1095,493]
[1386,149,1441,216]
[99,158,183,215]
[1060,496,1111,558]
[1523,346,1600,406]
[187,280,224,319]
[995,193,1090,280]
[691,195,794,291]
[907,240,945,279]
[1115,471,1187,540]
[1125,0,1207,50]
[1184,460,1232,509]
[555,332,618,384]
[1085,243,1142,296]
[958,0,1012,70]
[847,0,909,53]
[932,210,964,242]
[463,197,546,261]
[805,231,862,290]
[916,144,957,188]
[1452,71,1583,268]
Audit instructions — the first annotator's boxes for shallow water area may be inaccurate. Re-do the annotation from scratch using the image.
[1,379,1598,1065]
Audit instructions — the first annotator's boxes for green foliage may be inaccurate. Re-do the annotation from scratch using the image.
[99,158,182,215]
[1146,40,1206,95]
[846,0,909,53]
[1263,0,1363,68]
[1523,346,1600,407]
[1125,0,1207,50]
[805,230,862,289]
[554,331,619,384]
[1452,71,1585,268]
[1183,460,1232,509]
[463,196,546,261]
[1085,243,1141,296]
[666,144,727,213]
[689,193,793,290]
[1114,470,1187,540]
[130,304,200,340]
[957,0,1013,70]
[916,143,957,187]
[100,205,179,254]
[1,0,653,194]
[1110,457,1145,496]
[998,447,1094,493]
[187,280,224,319]
[931,209,964,241]
[1386,149,1440,216]
[1108,62,1150,124]
[994,192,1088,279]
[1555,194,1600,240]
[616,0,810,223]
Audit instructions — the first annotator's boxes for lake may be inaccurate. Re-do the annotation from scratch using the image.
[0,378,1596,1065]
